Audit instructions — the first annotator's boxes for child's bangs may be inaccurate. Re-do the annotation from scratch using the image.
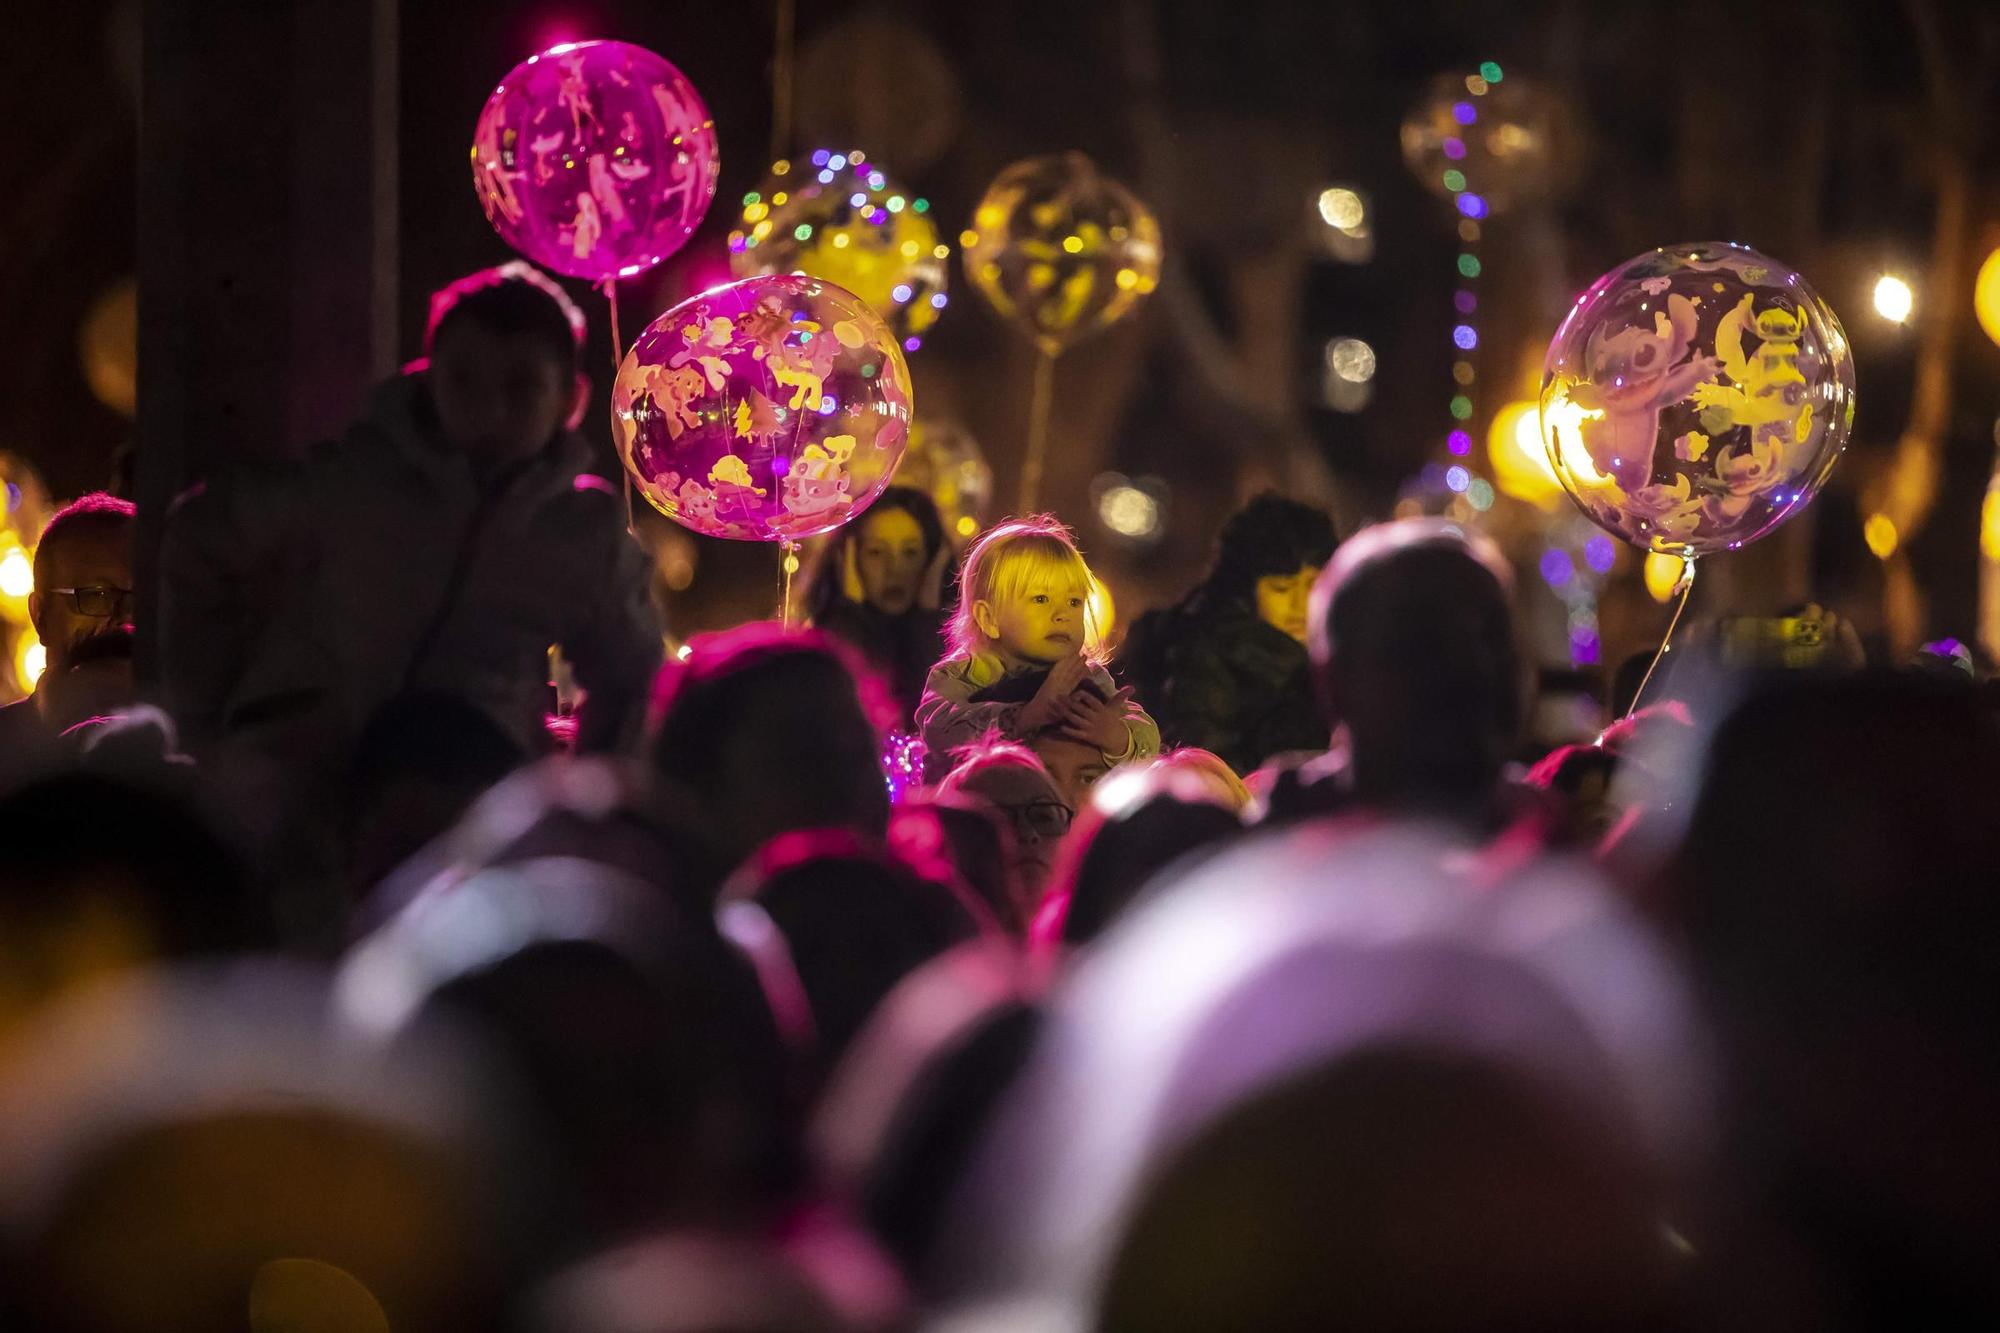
[988,539,1106,654]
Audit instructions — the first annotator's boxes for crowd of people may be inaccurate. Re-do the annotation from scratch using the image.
[2,265,1996,1331]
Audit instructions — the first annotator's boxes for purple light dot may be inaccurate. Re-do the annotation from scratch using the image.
[1445,465,1471,493]
[1584,534,1616,573]
[818,169,835,184]
[1453,291,1477,314]
[1447,429,1472,455]
[903,336,922,352]
[1571,630,1601,665]
[850,191,868,207]
[1456,193,1488,219]
[930,292,949,309]
[1442,138,1466,160]
[811,149,831,166]
[729,236,747,253]
[1452,101,1477,125]
[828,154,848,170]
[1540,549,1574,586]
[1453,325,1479,350]
[891,284,913,303]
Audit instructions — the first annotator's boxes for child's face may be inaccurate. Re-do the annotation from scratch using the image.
[429,321,577,471]
[979,566,1089,664]
[1255,564,1320,644]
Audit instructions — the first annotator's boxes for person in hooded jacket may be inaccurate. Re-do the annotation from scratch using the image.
[158,266,660,941]
[160,263,661,768]
[1123,493,1335,777]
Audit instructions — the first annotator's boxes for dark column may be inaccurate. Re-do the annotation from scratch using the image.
[135,0,397,682]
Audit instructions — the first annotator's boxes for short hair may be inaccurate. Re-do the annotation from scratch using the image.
[936,733,1051,799]
[1207,493,1337,602]
[948,514,1101,661]
[33,492,136,590]
[424,262,586,374]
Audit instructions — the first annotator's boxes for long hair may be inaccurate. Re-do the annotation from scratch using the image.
[945,515,1104,665]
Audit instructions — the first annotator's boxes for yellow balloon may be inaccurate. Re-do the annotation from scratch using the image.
[1975,247,2000,350]
[965,152,1162,355]
[1487,400,1564,508]
[729,151,949,350]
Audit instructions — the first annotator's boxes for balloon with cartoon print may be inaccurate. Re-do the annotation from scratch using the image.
[1539,242,1855,557]
[472,40,719,281]
[613,274,913,542]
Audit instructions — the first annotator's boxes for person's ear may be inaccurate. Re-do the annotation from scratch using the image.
[564,371,592,432]
[972,599,1000,641]
[26,590,43,637]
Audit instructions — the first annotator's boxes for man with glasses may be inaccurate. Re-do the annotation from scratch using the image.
[0,493,138,770]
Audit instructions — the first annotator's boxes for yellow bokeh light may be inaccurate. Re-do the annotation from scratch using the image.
[1539,392,1609,489]
[742,201,770,224]
[1061,235,1084,255]
[1863,512,1899,560]
[955,515,978,538]
[1982,486,2000,563]
[1644,553,1686,604]
[1486,400,1563,509]
[900,240,920,258]
[932,244,950,260]
[959,229,979,249]
[1976,249,2000,350]
[1872,274,1914,324]
[0,545,31,598]
[1115,268,1139,291]
[1085,575,1116,649]
[1316,187,1365,231]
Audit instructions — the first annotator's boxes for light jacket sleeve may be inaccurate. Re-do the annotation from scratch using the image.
[916,659,1025,756]
[1091,662,1160,762]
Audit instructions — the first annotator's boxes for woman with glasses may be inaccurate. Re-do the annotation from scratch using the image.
[937,737,1074,914]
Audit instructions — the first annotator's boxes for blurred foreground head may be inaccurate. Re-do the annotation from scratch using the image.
[931,822,1705,1328]
[1308,518,1522,814]
[649,626,894,878]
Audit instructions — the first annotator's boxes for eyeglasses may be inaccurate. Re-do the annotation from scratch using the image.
[48,586,135,617]
[1002,798,1074,841]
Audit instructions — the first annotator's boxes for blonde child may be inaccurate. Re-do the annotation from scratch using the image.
[916,515,1159,767]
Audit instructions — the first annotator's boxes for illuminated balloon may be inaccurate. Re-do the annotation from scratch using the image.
[1400,69,1566,217]
[895,418,993,542]
[78,278,137,418]
[1540,242,1855,557]
[965,153,1162,354]
[471,40,719,281]
[1975,247,2000,350]
[728,149,948,350]
[613,274,912,542]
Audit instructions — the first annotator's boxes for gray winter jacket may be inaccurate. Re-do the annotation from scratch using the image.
[160,373,662,765]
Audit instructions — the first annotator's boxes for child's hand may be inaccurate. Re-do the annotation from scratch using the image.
[1058,686,1136,756]
[1019,652,1088,730]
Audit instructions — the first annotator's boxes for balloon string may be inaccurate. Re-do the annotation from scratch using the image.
[1624,557,1696,719]
[599,277,636,535]
[772,0,796,161]
[779,540,800,628]
[1020,347,1057,512]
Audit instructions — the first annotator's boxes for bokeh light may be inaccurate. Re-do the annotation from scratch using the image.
[1872,274,1914,324]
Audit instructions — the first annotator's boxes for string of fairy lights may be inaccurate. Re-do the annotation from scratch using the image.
[1436,60,1503,521]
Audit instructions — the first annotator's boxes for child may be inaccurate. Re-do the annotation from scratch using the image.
[916,515,1158,768]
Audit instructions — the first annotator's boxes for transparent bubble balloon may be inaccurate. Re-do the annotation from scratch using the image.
[613,274,913,542]
[1400,69,1567,217]
[471,40,720,281]
[1540,242,1855,557]
[965,152,1162,355]
[728,149,948,351]
[896,418,993,542]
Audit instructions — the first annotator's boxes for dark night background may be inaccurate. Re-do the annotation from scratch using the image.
[6,0,2000,699]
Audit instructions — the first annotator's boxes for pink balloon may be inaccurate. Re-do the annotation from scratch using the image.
[614,274,914,543]
[472,40,720,281]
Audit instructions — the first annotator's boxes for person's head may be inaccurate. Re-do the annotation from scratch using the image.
[346,693,527,897]
[889,795,1022,934]
[1152,747,1252,813]
[1308,519,1522,812]
[422,263,589,472]
[938,738,1071,898]
[843,488,945,616]
[949,515,1101,669]
[725,830,985,1083]
[1208,493,1337,643]
[29,492,136,685]
[1034,767,1242,952]
[650,626,895,878]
